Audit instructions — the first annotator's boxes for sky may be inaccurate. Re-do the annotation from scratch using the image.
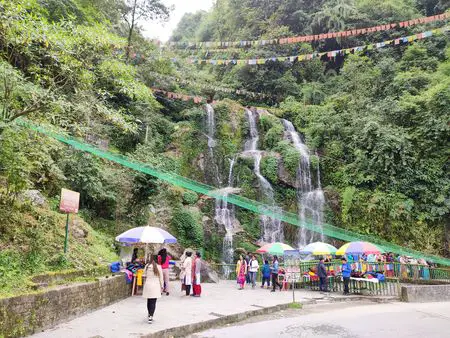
[141,0,214,42]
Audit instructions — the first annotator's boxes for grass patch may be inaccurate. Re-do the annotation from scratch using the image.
[0,202,118,298]
[288,302,303,309]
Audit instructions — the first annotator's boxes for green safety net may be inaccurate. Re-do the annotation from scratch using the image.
[18,120,450,266]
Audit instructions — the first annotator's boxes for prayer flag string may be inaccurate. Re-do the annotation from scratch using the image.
[164,13,449,50]
[174,27,447,66]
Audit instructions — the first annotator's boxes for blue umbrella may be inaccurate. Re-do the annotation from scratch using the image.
[115,226,177,244]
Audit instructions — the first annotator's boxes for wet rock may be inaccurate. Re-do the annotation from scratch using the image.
[278,159,298,189]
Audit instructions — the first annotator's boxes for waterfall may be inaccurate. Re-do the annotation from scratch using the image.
[282,119,325,247]
[204,104,237,274]
[215,192,235,276]
[244,109,283,243]
[205,104,221,186]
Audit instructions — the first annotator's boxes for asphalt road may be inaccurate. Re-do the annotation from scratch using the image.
[191,301,450,338]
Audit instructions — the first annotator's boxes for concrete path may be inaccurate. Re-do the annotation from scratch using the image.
[31,281,379,338]
[193,301,450,338]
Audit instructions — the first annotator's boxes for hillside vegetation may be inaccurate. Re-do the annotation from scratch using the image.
[0,0,449,295]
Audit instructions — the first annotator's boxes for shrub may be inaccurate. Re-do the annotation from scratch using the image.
[170,208,204,248]
[260,155,279,184]
[182,191,198,205]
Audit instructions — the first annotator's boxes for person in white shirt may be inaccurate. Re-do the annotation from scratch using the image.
[248,255,259,288]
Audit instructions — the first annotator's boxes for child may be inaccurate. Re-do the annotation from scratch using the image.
[261,260,271,289]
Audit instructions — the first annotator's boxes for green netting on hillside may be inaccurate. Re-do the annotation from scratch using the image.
[18,120,450,265]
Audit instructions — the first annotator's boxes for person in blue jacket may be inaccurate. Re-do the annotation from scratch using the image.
[341,257,352,295]
[261,260,271,289]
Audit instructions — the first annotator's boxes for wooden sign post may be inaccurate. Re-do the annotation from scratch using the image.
[59,188,80,254]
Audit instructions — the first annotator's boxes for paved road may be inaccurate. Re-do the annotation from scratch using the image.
[192,302,450,338]
[31,281,320,338]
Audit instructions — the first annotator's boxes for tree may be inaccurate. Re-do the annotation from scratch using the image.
[121,0,172,60]
[0,61,51,133]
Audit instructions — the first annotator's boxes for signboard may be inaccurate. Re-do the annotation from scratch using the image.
[284,250,302,283]
[59,188,80,214]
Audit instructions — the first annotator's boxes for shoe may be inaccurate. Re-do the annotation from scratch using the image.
[271,290,275,292]
[166,292,169,296]
[148,316,153,324]
[260,286,264,288]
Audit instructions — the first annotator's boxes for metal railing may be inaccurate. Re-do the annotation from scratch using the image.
[211,261,449,297]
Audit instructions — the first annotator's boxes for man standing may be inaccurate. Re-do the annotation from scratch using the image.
[317,257,328,292]
[192,251,202,297]
[248,255,259,288]
[341,257,351,295]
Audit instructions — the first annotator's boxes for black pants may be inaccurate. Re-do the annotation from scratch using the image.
[185,284,191,296]
[319,277,327,291]
[261,276,270,287]
[343,277,350,294]
[271,273,281,291]
[147,298,157,316]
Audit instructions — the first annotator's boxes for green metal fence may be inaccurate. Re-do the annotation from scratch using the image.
[211,263,401,296]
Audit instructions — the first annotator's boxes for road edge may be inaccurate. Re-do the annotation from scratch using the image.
[143,296,397,338]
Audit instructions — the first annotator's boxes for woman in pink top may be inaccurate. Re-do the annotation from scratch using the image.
[157,248,171,295]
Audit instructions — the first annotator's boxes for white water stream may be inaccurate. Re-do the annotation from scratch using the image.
[282,119,325,247]
[244,109,283,243]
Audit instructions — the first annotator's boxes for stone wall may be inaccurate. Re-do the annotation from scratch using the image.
[0,274,131,338]
[401,284,450,302]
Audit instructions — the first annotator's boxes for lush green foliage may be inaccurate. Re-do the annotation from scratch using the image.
[0,0,449,291]
[170,208,204,248]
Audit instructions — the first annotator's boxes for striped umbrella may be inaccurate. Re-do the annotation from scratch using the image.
[300,242,337,255]
[256,242,295,255]
[115,226,177,244]
[336,241,383,255]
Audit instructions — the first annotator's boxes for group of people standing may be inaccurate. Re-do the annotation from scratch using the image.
[236,254,282,292]
[141,249,202,324]
[180,251,202,297]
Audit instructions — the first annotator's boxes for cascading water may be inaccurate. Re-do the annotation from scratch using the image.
[205,104,236,275]
[282,119,325,248]
[244,109,283,243]
[205,104,221,186]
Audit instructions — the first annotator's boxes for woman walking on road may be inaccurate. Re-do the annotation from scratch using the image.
[157,248,171,295]
[271,255,282,292]
[143,254,163,324]
[236,255,247,290]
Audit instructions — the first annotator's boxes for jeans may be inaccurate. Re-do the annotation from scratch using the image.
[245,272,251,284]
[319,277,327,292]
[147,298,157,316]
[249,271,257,287]
[271,273,281,291]
[343,277,350,294]
[261,276,270,287]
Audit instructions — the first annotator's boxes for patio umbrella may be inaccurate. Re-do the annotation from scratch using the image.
[300,242,337,255]
[336,241,383,255]
[256,242,295,255]
[115,226,177,244]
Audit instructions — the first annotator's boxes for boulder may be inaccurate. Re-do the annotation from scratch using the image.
[200,261,220,283]
[278,159,298,189]
[176,249,220,283]
[19,190,46,206]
